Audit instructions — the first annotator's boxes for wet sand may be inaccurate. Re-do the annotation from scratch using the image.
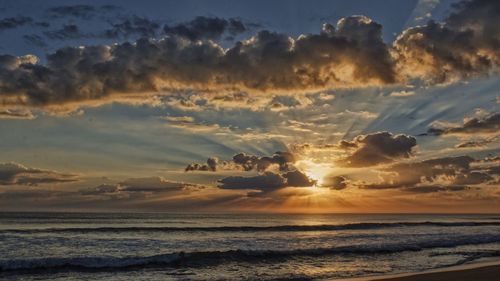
[374,264,500,281]
[340,259,500,281]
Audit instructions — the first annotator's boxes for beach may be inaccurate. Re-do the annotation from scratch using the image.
[363,260,500,281]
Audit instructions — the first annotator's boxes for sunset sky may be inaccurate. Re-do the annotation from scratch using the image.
[0,0,498,213]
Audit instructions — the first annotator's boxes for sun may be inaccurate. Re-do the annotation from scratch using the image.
[295,160,332,187]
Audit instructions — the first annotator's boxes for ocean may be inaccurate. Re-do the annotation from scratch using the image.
[1,213,500,280]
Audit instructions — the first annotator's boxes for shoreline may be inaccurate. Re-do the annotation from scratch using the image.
[339,258,500,281]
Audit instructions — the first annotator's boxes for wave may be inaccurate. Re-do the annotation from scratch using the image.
[2,221,500,234]
[2,234,500,272]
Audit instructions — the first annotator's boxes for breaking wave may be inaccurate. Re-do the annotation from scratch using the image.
[2,234,500,272]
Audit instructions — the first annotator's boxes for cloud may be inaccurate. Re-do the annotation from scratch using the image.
[46,5,119,19]
[79,184,119,195]
[394,0,500,83]
[0,108,35,119]
[339,132,417,167]
[322,175,349,190]
[43,25,87,40]
[162,115,195,123]
[217,169,314,192]
[186,151,296,172]
[360,155,496,192]
[163,16,249,41]
[80,177,202,196]
[119,177,195,192]
[0,16,33,31]
[283,170,316,187]
[1,0,499,111]
[23,34,47,47]
[403,185,470,193]
[0,16,396,109]
[455,137,497,148]
[218,171,286,191]
[389,90,415,97]
[187,151,315,192]
[38,15,160,42]
[486,165,500,176]
[185,157,220,172]
[0,162,79,186]
[479,156,500,163]
[105,16,160,38]
[232,151,295,172]
[455,140,484,148]
[161,115,230,132]
[428,112,500,135]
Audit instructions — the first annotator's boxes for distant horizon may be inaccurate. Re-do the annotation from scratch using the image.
[2,210,500,215]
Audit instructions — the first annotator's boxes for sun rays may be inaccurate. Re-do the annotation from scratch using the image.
[295,159,334,187]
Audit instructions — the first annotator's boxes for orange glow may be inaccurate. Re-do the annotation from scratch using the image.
[295,159,332,187]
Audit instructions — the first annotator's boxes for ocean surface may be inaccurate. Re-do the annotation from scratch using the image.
[1,213,500,280]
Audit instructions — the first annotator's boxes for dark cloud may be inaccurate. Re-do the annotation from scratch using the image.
[0,16,397,108]
[33,21,50,28]
[105,16,160,38]
[394,0,500,83]
[186,151,295,172]
[339,140,358,149]
[188,151,315,191]
[185,157,220,172]
[455,141,483,148]
[453,171,494,185]
[79,184,118,195]
[480,156,500,163]
[232,152,295,172]
[47,5,96,19]
[163,16,249,41]
[455,138,495,148]
[218,169,315,192]
[404,185,470,193]
[38,16,159,42]
[361,156,496,192]
[486,165,500,176]
[322,175,348,190]
[218,171,286,191]
[428,113,500,135]
[0,162,79,186]
[1,0,499,109]
[44,25,87,40]
[283,170,316,187]
[119,177,193,192]
[80,177,201,196]
[23,34,47,47]
[339,132,417,167]
[46,5,119,19]
[0,16,33,31]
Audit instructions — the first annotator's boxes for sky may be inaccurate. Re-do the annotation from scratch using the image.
[0,0,498,213]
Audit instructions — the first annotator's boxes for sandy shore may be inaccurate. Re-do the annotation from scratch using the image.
[340,259,500,281]
[373,264,500,281]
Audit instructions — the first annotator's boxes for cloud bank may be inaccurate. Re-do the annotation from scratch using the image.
[338,132,417,167]
[0,15,394,109]
[0,162,79,186]
[163,16,249,41]
[428,112,500,135]
[360,155,497,192]
[0,0,499,111]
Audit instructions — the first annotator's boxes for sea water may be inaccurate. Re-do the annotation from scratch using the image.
[1,213,500,280]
